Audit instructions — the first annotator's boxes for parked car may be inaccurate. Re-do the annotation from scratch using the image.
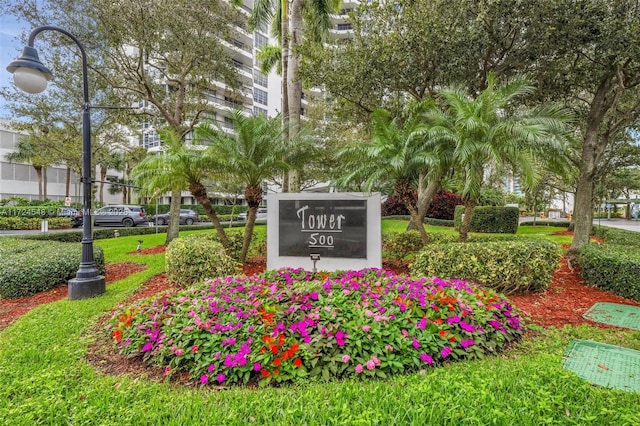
[150,209,199,225]
[237,208,268,222]
[58,207,83,228]
[93,205,148,227]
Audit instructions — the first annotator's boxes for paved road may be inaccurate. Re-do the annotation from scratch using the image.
[520,216,640,233]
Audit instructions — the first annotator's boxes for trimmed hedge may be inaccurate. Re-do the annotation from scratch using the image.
[519,220,571,228]
[166,234,239,286]
[578,244,640,301]
[0,217,73,230]
[410,239,563,295]
[381,215,455,227]
[592,226,640,247]
[453,206,519,234]
[142,204,249,216]
[0,240,105,298]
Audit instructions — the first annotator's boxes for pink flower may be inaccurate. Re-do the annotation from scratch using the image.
[216,374,226,383]
[175,349,184,357]
[355,364,363,373]
[366,360,375,370]
[191,345,199,353]
[200,374,208,384]
[412,337,420,349]
[341,355,351,363]
[163,366,171,376]
[362,325,371,332]
[461,339,474,349]
[253,363,262,371]
[207,364,215,373]
[385,345,394,352]
[371,356,381,366]
[401,329,409,337]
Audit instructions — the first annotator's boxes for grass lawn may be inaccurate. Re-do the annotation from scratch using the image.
[0,223,638,424]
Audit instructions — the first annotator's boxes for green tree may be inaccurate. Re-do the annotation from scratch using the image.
[4,136,50,201]
[335,107,434,244]
[195,110,296,262]
[130,129,231,251]
[429,75,572,241]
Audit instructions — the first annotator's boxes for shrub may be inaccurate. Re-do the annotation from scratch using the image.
[107,268,524,387]
[578,244,640,301]
[410,239,562,294]
[381,194,412,216]
[0,240,105,298]
[591,226,640,247]
[0,217,72,230]
[165,234,239,286]
[382,231,425,260]
[426,191,463,220]
[519,220,570,228]
[454,206,519,234]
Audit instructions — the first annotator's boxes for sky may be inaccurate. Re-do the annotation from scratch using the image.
[0,7,31,119]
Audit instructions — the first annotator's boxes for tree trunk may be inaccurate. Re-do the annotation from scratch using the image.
[65,167,71,198]
[458,199,478,242]
[287,0,303,193]
[407,179,440,231]
[34,166,43,201]
[99,166,107,204]
[189,181,231,256]
[280,0,290,193]
[396,179,429,245]
[240,184,263,263]
[165,189,181,245]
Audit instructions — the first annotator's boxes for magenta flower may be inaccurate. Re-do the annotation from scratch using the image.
[200,374,208,384]
[191,345,199,353]
[355,364,363,374]
[420,353,433,365]
[447,315,461,324]
[459,321,477,332]
[412,337,420,349]
[461,339,474,349]
[207,364,215,373]
[441,346,452,358]
[141,342,153,352]
[335,330,348,347]
[174,349,184,357]
[416,318,427,329]
[216,374,226,383]
[341,355,351,363]
[253,363,262,371]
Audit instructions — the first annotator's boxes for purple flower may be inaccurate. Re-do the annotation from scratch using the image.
[441,346,452,358]
[216,374,226,383]
[141,342,153,352]
[461,339,474,349]
[207,364,215,373]
[459,321,477,332]
[447,315,461,324]
[412,337,420,349]
[200,374,208,384]
[420,353,433,365]
[355,364,363,374]
[335,330,348,347]
[253,363,261,371]
[416,318,427,329]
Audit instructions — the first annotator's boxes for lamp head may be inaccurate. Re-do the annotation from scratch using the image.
[6,46,53,94]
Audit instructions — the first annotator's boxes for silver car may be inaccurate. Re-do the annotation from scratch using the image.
[93,205,148,227]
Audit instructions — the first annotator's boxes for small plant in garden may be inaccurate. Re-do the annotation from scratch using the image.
[107,268,524,387]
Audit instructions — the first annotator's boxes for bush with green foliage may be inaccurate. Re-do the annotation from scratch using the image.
[0,216,72,230]
[107,268,524,387]
[519,220,570,228]
[478,188,505,206]
[591,226,640,247]
[410,239,562,294]
[454,206,519,234]
[578,244,640,301]
[0,240,105,298]
[165,234,239,286]
[142,204,249,217]
[382,231,425,260]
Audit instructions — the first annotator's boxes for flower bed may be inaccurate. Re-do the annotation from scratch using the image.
[107,268,524,386]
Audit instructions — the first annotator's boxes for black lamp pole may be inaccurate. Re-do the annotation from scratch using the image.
[7,26,105,300]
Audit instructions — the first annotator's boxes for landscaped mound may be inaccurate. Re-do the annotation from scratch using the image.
[107,268,524,386]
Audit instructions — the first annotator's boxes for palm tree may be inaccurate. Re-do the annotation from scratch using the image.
[5,137,50,201]
[430,74,573,241]
[335,108,434,244]
[251,0,341,191]
[130,129,231,250]
[195,110,295,262]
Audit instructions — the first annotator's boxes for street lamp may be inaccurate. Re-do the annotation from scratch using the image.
[6,26,105,300]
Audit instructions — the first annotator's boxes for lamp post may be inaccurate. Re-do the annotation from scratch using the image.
[7,26,105,300]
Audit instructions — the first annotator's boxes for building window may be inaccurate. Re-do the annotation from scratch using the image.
[254,106,268,116]
[253,70,268,87]
[337,23,352,31]
[254,88,268,105]
[254,33,268,49]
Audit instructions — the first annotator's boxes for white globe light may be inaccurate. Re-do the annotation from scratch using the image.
[13,67,49,94]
